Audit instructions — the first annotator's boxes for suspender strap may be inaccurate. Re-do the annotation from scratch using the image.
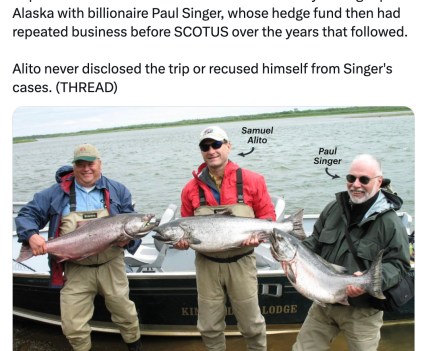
[69,181,77,212]
[69,180,108,212]
[199,187,206,206]
[236,168,244,204]
[198,168,245,205]
[103,188,110,211]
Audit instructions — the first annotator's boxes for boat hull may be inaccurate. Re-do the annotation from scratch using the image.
[13,268,414,335]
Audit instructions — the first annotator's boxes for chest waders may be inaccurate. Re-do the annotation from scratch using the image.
[194,169,267,351]
[59,182,122,266]
[195,168,255,261]
[59,182,141,351]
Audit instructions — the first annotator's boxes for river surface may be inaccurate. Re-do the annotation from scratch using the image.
[12,112,415,350]
[13,113,415,217]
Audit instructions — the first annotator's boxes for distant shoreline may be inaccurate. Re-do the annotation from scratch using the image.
[13,106,412,144]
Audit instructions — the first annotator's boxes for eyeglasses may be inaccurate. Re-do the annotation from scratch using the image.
[346,174,381,185]
[199,140,225,152]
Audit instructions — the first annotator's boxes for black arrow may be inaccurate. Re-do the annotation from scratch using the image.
[325,167,340,179]
[238,147,255,157]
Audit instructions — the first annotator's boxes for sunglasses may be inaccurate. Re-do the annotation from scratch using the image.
[199,140,225,152]
[346,174,381,185]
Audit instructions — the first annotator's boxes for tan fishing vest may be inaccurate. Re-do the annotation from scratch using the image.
[60,208,123,266]
[194,202,254,218]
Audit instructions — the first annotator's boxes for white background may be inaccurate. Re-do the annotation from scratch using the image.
[1,1,423,349]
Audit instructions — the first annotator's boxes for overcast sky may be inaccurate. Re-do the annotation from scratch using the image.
[12,106,315,137]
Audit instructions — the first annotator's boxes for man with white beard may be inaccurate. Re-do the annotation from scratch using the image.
[292,154,411,351]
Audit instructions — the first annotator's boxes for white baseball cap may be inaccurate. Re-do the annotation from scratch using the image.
[199,126,229,143]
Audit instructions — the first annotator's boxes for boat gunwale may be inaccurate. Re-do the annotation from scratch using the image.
[13,268,289,279]
[13,306,414,337]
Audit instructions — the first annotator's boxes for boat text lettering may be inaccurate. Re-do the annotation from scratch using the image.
[261,304,298,315]
[181,304,298,317]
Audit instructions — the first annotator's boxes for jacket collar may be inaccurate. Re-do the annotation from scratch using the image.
[57,166,107,194]
[336,189,402,225]
[193,160,239,179]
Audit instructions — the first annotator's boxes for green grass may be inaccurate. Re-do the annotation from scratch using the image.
[13,138,38,144]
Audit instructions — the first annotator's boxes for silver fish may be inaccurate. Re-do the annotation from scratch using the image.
[16,213,156,263]
[152,209,305,253]
[270,228,385,306]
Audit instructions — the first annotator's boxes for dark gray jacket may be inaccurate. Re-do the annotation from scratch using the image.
[303,190,411,292]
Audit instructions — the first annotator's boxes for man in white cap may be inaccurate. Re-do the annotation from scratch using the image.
[16,143,143,351]
[176,126,276,351]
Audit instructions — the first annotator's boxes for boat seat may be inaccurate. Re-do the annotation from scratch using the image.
[154,204,178,252]
[255,244,281,270]
[125,244,168,272]
[398,212,413,235]
[270,194,286,222]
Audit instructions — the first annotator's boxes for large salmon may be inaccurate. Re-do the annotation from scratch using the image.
[152,209,306,253]
[16,213,156,263]
[270,228,385,306]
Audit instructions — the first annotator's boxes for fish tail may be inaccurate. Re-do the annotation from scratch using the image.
[366,249,386,300]
[287,209,306,240]
[16,244,34,263]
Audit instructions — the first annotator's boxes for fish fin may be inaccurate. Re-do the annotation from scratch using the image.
[314,254,348,274]
[49,252,89,263]
[75,255,91,261]
[286,265,297,285]
[250,231,271,242]
[314,300,328,307]
[190,238,202,245]
[285,209,306,240]
[15,244,34,263]
[366,249,386,300]
[152,233,169,242]
[76,221,91,229]
[46,252,69,263]
[336,297,350,305]
[281,261,287,273]
[328,263,348,274]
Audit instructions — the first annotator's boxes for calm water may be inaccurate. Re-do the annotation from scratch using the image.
[12,113,415,350]
[13,113,415,218]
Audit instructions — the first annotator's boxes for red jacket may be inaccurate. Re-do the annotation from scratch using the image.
[181,161,276,220]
